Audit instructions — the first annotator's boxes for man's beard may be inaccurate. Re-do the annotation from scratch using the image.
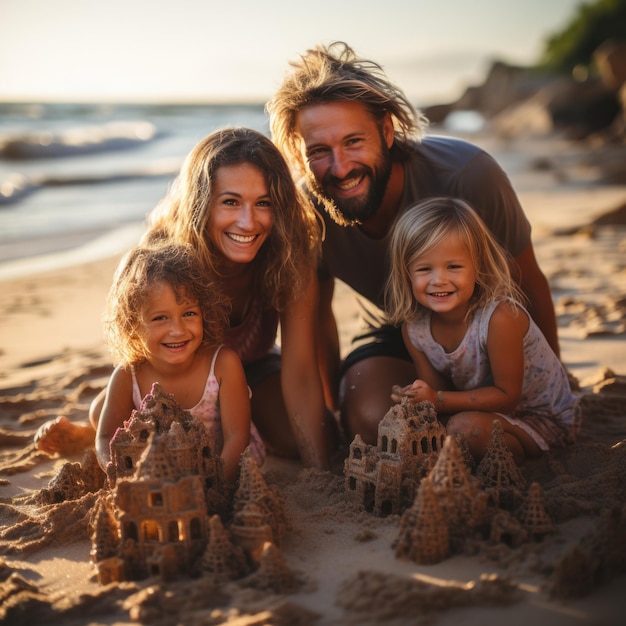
[307,141,392,227]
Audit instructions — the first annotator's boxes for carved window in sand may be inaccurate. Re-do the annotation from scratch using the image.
[124,520,138,541]
[190,517,202,540]
[168,520,181,541]
[149,491,164,507]
[143,520,161,542]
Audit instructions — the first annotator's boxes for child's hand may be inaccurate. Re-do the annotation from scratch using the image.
[391,383,416,402]
[391,380,436,405]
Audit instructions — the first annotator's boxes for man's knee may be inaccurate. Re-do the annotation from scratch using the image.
[339,356,414,445]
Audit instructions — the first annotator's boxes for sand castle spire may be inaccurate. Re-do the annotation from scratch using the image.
[134,432,176,482]
[233,447,271,505]
[90,494,125,584]
[231,448,288,552]
[476,420,527,508]
[516,481,555,539]
[90,494,119,563]
[429,434,474,493]
[395,476,449,564]
[426,435,490,541]
[201,514,247,582]
[243,541,299,593]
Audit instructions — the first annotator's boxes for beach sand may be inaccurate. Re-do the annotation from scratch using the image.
[1,131,625,625]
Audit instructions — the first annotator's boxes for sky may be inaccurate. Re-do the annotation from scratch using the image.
[0,0,584,106]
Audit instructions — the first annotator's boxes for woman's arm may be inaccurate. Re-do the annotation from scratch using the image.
[316,272,341,410]
[280,268,330,469]
[215,346,252,484]
[95,366,135,469]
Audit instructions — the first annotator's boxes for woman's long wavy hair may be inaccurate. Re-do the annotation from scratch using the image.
[147,127,319,311]
[103,242,229,367]
[385,197,524,325]
[266,41,429,180]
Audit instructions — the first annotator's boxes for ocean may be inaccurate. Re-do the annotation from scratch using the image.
[0,102,488,282]
[0,102,270,281]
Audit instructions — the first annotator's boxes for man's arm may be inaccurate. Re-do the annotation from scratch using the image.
[458,150,560,357]
[514,243,560,357]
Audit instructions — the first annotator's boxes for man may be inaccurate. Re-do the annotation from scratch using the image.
[266,41,559,445]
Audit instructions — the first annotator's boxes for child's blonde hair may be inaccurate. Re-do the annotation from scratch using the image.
[146,127,319,311]
[385,197,524,325]
[104,242,229,366]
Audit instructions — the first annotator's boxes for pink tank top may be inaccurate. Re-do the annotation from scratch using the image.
[224,297,279,364]
[131,345,265,464]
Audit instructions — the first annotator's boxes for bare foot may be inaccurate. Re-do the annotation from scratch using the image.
[34,416,95,456]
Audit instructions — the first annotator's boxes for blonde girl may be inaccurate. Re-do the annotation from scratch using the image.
[385,197,580,464]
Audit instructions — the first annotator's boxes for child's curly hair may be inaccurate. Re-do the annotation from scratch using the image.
[103,242,229,366]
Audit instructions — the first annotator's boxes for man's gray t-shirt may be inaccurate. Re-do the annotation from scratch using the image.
[317,135,531,311]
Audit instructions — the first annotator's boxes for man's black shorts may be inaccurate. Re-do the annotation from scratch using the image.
[340,324,412,376]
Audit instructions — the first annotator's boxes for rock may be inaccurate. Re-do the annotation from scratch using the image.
[594,40,626,91]
[452,60,550,117]
[491,76,621,139]
[543,77,622,138]
[491,97,554,138]
[421,102,455,125]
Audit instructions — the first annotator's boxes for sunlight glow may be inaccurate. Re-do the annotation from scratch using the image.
[0,0,583,104]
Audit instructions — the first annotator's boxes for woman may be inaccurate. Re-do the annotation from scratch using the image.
[37,128,333,469]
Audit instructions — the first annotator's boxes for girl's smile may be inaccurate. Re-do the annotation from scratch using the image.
[141,281,203,368]
[409,230,476,319]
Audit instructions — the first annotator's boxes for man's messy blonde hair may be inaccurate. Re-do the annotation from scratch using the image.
[266,41,429,179]
[103,242,228,367]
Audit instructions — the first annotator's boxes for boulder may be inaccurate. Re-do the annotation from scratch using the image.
[452,60,550,117]
[491,76,621,139]
[594,40,626,91]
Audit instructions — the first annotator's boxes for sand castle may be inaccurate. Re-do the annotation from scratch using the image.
[395,421,554,565]
[90,383,293,589]
[344,398,556,565]
[343,398,446,515]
